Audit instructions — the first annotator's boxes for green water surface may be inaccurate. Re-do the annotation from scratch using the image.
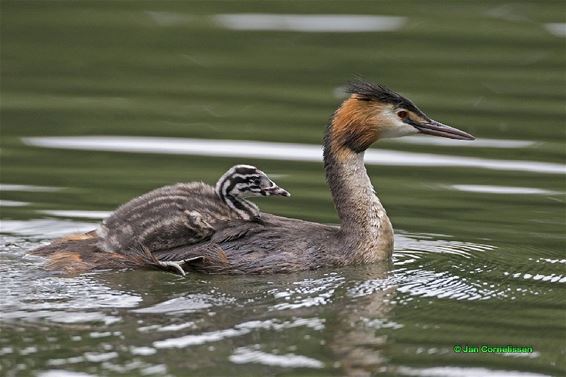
[1,1,565,376]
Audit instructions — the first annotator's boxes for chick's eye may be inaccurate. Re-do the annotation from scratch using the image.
[397,110,408,119]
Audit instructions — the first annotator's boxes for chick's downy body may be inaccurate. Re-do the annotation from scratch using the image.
[96,165,289,254]
[97,182,234,252]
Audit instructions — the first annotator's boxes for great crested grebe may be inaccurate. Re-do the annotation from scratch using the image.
[96,165,289,274]
[32,81,474,275]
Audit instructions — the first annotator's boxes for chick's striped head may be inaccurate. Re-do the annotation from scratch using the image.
[216,165,290,199]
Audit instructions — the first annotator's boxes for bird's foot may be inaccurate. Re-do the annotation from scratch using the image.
[158,261,187,276]
[158,256,205,276]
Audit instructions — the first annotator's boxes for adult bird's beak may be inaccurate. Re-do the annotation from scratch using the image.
[407,118,475,140]
[265,185,291,197]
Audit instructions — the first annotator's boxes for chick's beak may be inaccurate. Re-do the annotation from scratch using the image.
[265,185,291,197]
[407,118,475,140]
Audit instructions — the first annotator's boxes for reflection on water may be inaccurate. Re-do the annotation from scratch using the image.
[23,136,566,174]
[398,366,548,377]
[229,346,324,368]
[394,137,535,148]
[38,210,112,219]
[0,200,28,207]
[544,23,566,37]
[153,318,326,349]
[451,185,559,195]
[143,12,407,33]
[0,219,95,238]
[0,184,61,192]
[39,371,102,377]
[133,294,235,315]
[213,14,406,32]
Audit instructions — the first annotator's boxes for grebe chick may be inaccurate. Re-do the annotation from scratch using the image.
[96,165,289,270]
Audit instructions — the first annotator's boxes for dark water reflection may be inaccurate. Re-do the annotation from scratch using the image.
[1,1,565,376]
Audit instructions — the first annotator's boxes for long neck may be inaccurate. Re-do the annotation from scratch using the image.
[323,116,393,259]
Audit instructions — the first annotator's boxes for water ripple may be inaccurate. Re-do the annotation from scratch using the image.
[0,219,95,238]
[0,200,28,207]
[398,366,549,377]
[133,294,234,315]
[0,237,141,325]
[395,233,496,259]
[153,317,324,349]
[0,183,61,192]
[270,274,345,310]
[451,184,560,195]
[213,14,406,33]
[38,210,111,219]
[230,345,323,368]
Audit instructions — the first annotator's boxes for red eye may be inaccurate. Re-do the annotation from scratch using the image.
[397,110,408,119]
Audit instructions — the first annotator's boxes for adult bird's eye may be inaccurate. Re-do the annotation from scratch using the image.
[397,110,408,119]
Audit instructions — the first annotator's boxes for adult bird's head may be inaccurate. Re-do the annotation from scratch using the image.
[327,81,475,154]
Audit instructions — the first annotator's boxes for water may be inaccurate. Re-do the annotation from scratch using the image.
[1,1,565,376]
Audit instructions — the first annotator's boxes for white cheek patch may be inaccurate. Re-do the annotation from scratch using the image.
[379,112,419,139]
[380,123,420,138]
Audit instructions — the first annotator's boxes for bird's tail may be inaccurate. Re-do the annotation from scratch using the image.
[30,231,168,275]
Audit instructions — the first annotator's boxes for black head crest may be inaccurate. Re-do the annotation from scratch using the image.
[346,80,427,118]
